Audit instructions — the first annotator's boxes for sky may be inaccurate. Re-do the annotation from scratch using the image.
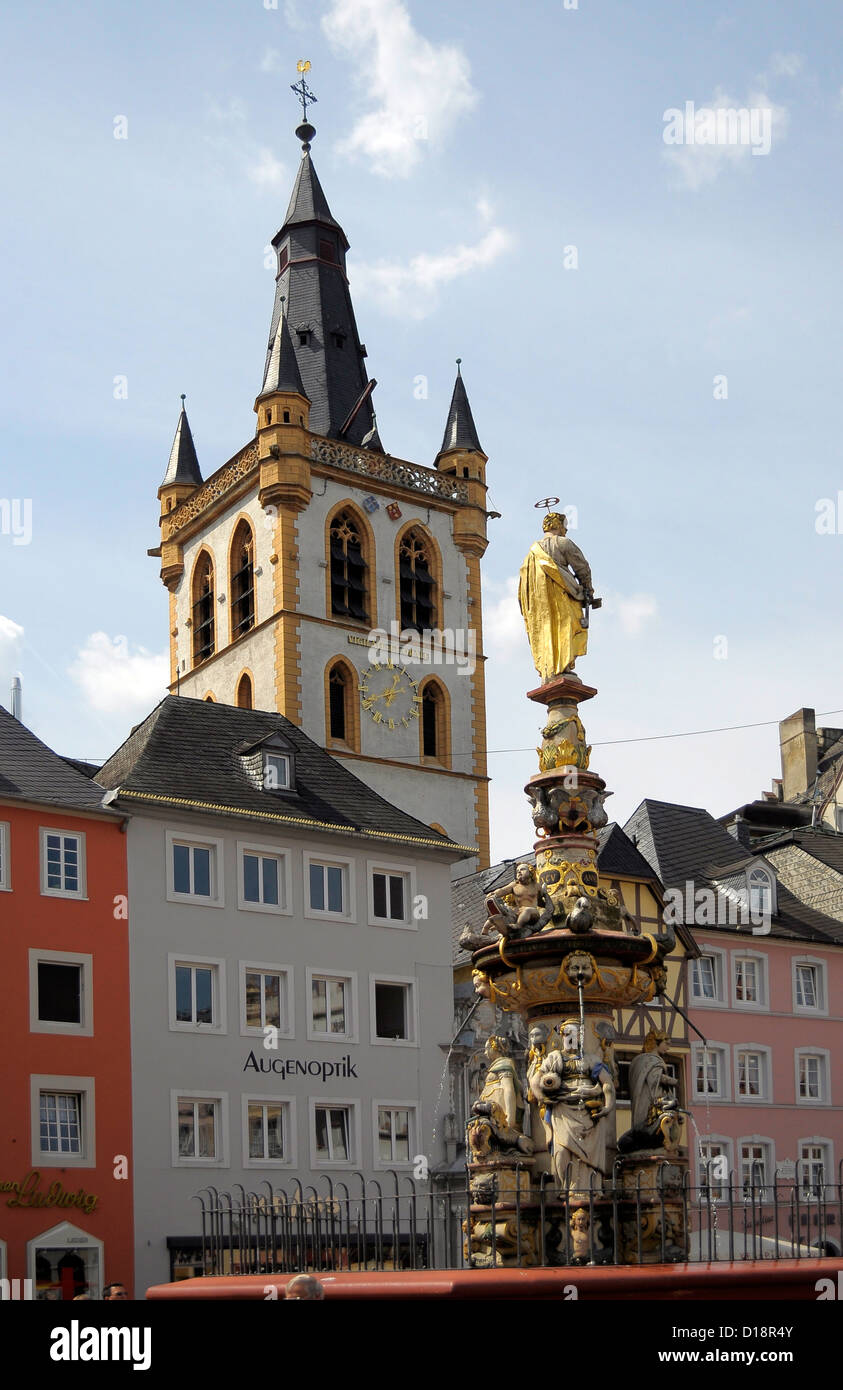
[1,0,842,862]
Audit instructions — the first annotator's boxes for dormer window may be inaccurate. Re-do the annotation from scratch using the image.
[298,330,310,347]
[748,866,774,918]
[264,753,290,792]
[278,246,289,274]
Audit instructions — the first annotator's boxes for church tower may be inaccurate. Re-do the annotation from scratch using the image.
[151,77,491,868]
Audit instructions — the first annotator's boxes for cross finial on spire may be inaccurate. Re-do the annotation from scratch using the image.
[180,393,186,407]
[291,60,317,123]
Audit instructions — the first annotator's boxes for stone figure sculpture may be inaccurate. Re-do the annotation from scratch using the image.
[530,1021,616,1191]
[482,863,555,939]
[617,1029,679,1154]
[525,1023,552,1151]
[518,512,600,683]
[467,1036,534,1161]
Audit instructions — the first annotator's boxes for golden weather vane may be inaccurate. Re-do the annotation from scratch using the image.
[291,60,317,123]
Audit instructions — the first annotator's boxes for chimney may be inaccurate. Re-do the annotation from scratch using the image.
[10,675,22,722]
[779,708,817,802]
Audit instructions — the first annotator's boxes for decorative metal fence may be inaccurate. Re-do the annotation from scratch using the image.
[193,1166,843,1276]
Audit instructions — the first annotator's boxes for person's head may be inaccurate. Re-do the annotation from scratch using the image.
[285,1274,325,1301]
[102,1283,128,1301]
[515,863,534,885]
[528,1023,548,1050]
[543,512,567,536]
[644,1028,668,1055]
[485,1034,509,1061]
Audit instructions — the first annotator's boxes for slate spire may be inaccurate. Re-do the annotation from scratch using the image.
[263,109,377,447]
[259,309,309,400]
[161,396,202,487]
[437,360,484,458]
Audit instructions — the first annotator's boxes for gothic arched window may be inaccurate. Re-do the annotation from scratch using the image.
[230,521,255,640]
[192,552,215,666]
[329,509,368,622]
[325,659,359,750]
[399,528,436,634]
[236,672,253,710]
[329,664,348,741]
[420,678,449,764]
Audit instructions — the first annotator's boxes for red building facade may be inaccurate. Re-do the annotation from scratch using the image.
[0,709,134,1298]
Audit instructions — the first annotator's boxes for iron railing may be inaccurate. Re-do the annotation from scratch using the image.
[192,1164,843,1276]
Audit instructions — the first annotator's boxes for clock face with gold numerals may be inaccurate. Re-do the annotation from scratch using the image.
[360,662,420,731]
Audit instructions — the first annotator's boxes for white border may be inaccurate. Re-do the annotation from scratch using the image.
[165,827,224,907]
[238,961,294,1039]
[30,1075,95,1169]
[0,821,10,891]
[241,1093,297,1169]
[236,840,292,915]
[795,1047,831,1106]
[694,1133,734,1202]
[730,948,769,1011]
[168,954,227,1034]
[39,827,87,900]
[792,955,828,1016]
[306,967,358,1043]
[27,1222,103,1299]
[366,858,417,930]
[734,1043,773,1104]
[369,973,419,1047]
[303,851,355,922]
[170,1090,229,1167]
[689,944,727,1007]
[372,1099,418,1170]
[308,1096,361,1169]
[690,1041,731,1102]
[28,949,94,1037]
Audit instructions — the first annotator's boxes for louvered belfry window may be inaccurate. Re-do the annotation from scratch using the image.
[231,523,255,638]
[329,511,367,621]
[399,529,434,635]
[192,555,215,665]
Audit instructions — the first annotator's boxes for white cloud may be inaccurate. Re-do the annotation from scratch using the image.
[207,97,247,124]
[284,0,309,31]
[247,148,288,190]
[663,87,789,190]
[611,594,658,636]
[321,0,478,177]
[769,52,804,79]
[484,576,524,661]
[353,223,511,318]
[260,48,282,74]
[0,614,24,650]
[68,634,168,716]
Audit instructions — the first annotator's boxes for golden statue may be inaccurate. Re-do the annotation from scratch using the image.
[518,512,598,683]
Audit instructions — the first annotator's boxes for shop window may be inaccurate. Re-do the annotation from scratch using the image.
[29,1224,103,1301]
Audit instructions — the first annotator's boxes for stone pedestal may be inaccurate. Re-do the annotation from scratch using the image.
[615,1152,688,1264]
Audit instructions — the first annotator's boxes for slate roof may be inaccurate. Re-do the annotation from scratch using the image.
[160,404,202,488]
[259,313,309,400]
[437,367,484,458]
[0,706,116,816]
[96,696,471,855]
[264,150,376,447]
[623,798,843,945]
[755,826,843,876]
[450,823,662,964]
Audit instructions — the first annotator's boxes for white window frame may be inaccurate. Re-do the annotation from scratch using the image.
[170,1090,229,1167]
[303,852,355,922]
[737,1136,775,1196]
[798,1138,834,1199]
[734,1044,772,1104]
[0,821,10,891]
[695,1135,734,1202]
[746,863,775,919]
[236,840,291,915]
[165,828,224,907]
[27,1223,103,1300]
[242,1094,296,1169]
[30,1075,95,1169]
[369,974,419,1047]
[373,1100,418,1170]
[29,950,93,1036]
[731,950,769,1011]
[690,1042,730,1102]
[168,955,227,1034]
[367,859,417,930]
[306,968,358,1043]
[239,961,294,1039]
[39,828,87,900]
[792,956,828,1016]
[309,1097,360,1169]
[689,945,727,1006]
[263,752,291,791]
[795,1048,831,1106]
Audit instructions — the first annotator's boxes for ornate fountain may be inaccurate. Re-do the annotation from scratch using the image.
[460,507,686,1266]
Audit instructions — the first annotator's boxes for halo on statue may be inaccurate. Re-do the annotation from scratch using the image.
[534,497,560,511]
